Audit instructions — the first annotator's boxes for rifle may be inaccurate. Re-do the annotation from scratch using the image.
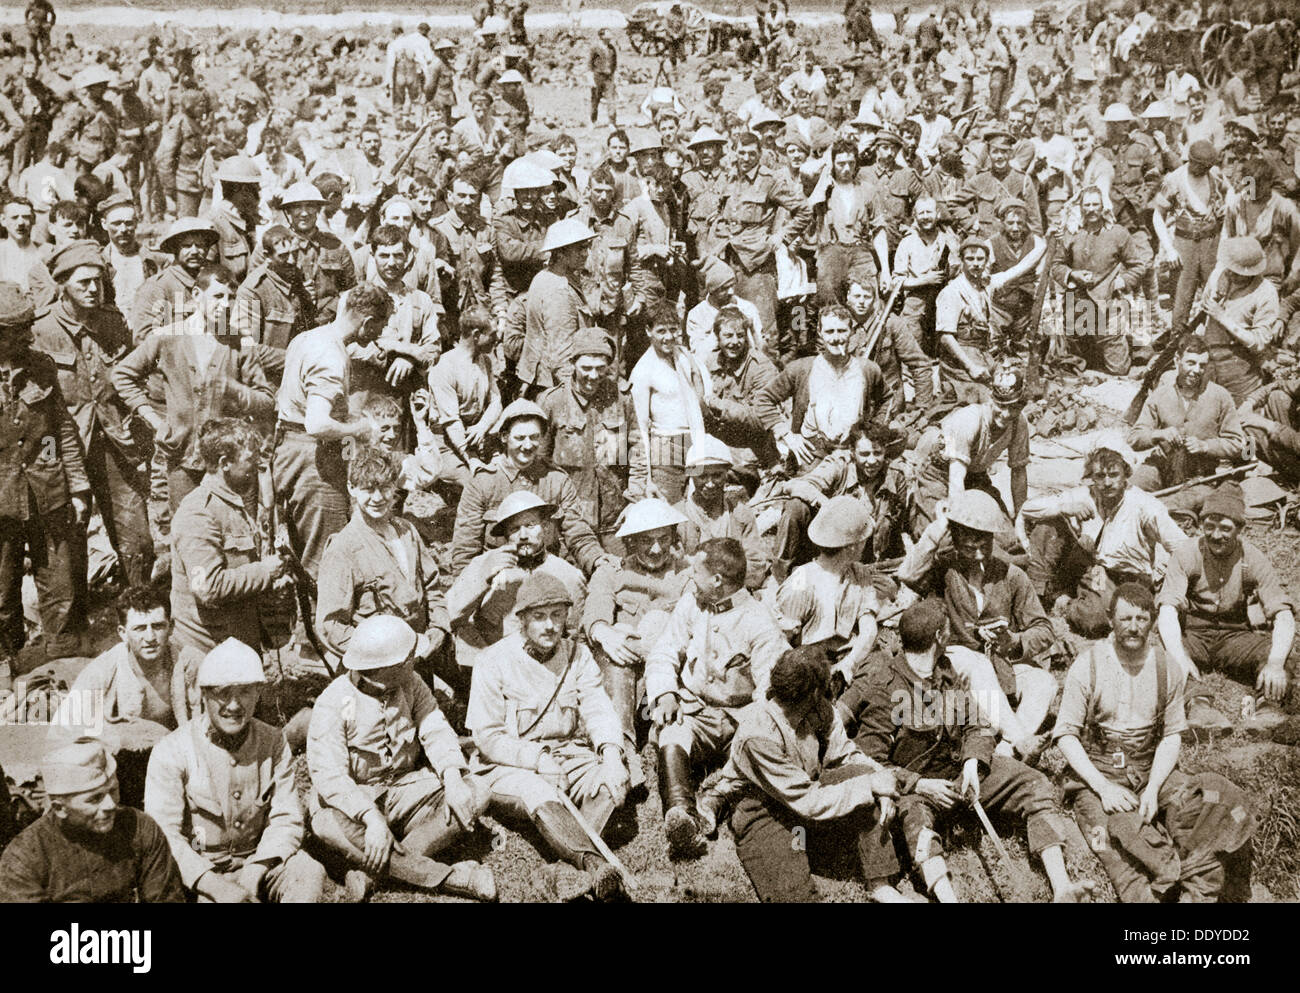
[1152,461,1258,499]
[862,277,906,364]
[390,116,437,179]
[1124,283,1207,425]
[440,427,474,472]
[268,424,331,673]
[1024,229,1060,398]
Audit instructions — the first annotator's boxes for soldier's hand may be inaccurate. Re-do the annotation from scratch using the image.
[236,862,268,900]
[536,752,569,791]
[464,422,489,449]
[263,552,288,578]
[1097,780,1139,815]
[784,432,818,468]
[197,870,258,904]
[361,810,395,874]
[960,758,980,803]
[70,494,89,526]
[594,624,641,667]
[597,749,629,805]
[482,542,519,578]
[651,692,681,728]
[1138,787,1160,825]
[442,770,479,831]
[141,409,165,434]
[385,356,415,387]
[1258,661,1288,703]
[914,778,960,810]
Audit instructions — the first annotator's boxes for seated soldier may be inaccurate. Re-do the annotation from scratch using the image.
[1240,370,1300,485]
[756,305,892,475]
[1054,582,1257,903]
[910,362,1029,533]
[144,639,333,903]
[467,573,632,901]
[699,305,779,488]
[1127,335,1246,514]
[710,646,908,903]
[673,436,771,590]
[306,615,496,900]
[646,537,790,857]
[447,490,586,670]
[770,421,910,580]
[0,738,186,902]
[775,497,883,688]
[1156,483,1298,733]
[1017,446,1187,637]
[50,586,201,808]
[840,599,1093,903]
[583,498,693,786]
[845,265,934,417]
[412,306,502,493]
[315,445,451,678]
[897,491,1059,762]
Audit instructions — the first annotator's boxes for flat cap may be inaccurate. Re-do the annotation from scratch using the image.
[513,572,573,615]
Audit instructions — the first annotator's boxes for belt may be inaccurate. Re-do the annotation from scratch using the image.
[1174,218,1221,241]
[278,421,306,433]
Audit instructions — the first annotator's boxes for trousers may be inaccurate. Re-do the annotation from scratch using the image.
[0,503,80,656]
[731,765,899,901]
[272,431,350,582]
[196,849,329,903]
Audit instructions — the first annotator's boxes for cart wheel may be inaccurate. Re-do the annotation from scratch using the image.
[1200,22,1230,87]
[646,34,669,57]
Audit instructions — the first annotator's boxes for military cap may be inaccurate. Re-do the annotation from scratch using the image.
[781,131,810,153]
[687,125,727,148]
[1102,102,1135,123]
[343,615,429,671]
[616,498,688,539]
[1141,100,1172,119]
[42,739,117,796]
[499,68,526,84]
[807,495,873,548]
[749,107,785,130]
[572,328,615,360]
[513,572,574,615]
[0,283,35,327]
[699,255,736,293]
[872,127,903,147]
[490,491,558,538]
[958,234,991,256]
[685,435,733,472]
[49,240,106,282]
[502,158,556,191]
[72,65,115,89]
[434,37,456,51]
[1222,236,1266,277]
[495,398,550,434]
[983,127,1013,147]
[197,638,267,686]
[159,216,219,254]
[997,196,1029,218]
[542,217,596,253]
[280,181,327,207]
[97,192,135,218]
[215,155,262,186]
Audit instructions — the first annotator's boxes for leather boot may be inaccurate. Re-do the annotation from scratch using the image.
[658,745,703,857]
[534,801,599,869]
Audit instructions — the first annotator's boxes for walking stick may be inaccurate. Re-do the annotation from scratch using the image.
[555,788,640,896]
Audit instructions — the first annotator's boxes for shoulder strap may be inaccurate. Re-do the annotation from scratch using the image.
[517,639,577,740]
[1154,645,1169,740]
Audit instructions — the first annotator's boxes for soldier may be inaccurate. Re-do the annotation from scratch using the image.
[810,138,877,309]
[154,88,210,218]
[49,66,119,162]
[451,88,513,199]
[0,738,185,903]
[34,240,154,591]
[451,398,606,575]
[537,330,633,551]
[99,195,165,321]
[988,198,1048,353]
[515,218,596,396]
[170,418,289,657]
[646,536,789,856]
[889,195,958,361]
[274,283,392,581]
[680,127,729,262]
[1054,582,1255,903]
[711,130,812,340]
[1152,141,1228,339]
[129,217,220,342]
[492,159,556,335]
[467,573,631,901]
[840,599,1093,903]
[234,226,315,384]
[146,638,333,903]
[427,39,459,128]
[589,29,619,125]
[1197,236,1284,407]
[578,167,647,359]
[844,265,934,415]
[447,490,586,669]
[277,181,356,327]
[699,303,778,481]
[307,615,496,900]
[1099,103,1161,233]
[673,436,771,590]
[315,445,450,674]
[432,178,501,333]
[0,282,91,680]
[965,129,1042,240]
[1051,185,1148,376]
[0,199,56,308]
[206,156,262,284]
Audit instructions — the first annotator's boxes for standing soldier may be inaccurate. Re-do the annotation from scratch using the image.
[578,166,647,362]
[516,218,596,397]
[712,131,812,344]
[0,283,91,684]
[538,330,635,552]
[965,129,1042,240]
[588,28,618,125]
[492,161,557,339]
[50,66,120,162]
[432,178,502,334]
[1099,103,1161,235]
[427,39,459,129]
[154,88,210,219]
[206,156,262,285]
[129,218,220,341]
[234,226,316,384]
[33,240,154,591]
[277,181,356,328]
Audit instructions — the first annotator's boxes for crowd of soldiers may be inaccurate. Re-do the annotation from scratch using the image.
[0,0,1297,904]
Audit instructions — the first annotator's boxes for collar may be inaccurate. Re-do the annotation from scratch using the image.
[202,471,256,511]
[697,589,742,613]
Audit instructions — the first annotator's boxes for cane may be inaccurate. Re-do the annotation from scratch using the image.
[555,788,640,897]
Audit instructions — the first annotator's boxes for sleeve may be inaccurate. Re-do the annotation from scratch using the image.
[143,734,216,889]
[1203,390,1246,459]
[232,283,266,345]
[427,357,463,426]
[1050,654,1093,742]
[450,475,490,575]
[465,653,549,770]
[110,334,162,413]
[1127,390,1163,450]
[1007,414,1031,469]
[1154,538,1195,612]
[231,345,276,419]
[1246,543,1293,619]
[305,687,382,823]
[581,563,619,638]
[774,573,816,637]
[174,503,278,606]
[573,644,622,750]
[772,174,813,246]
[934,283,962,336]
[134,813,189,903]
[554,472,603,574]
[1230,293,1281,354]
[55,385,90,497]
[1145,495,1189,552]
[940,405,980,466]
[0,830,49,902]
[411,676,469,777]
[847,674,920,790]
[748,609,790,700]
[755,363,799,435]
[1009,568,1055,661]
[301,344,347,407]
[733,503,772,590]
[1018,486,1094,525]
[417,535,451,636]
[644,596,693,705]
[314,536,359,662]
[493,214,545,267]
[734,731,876,821]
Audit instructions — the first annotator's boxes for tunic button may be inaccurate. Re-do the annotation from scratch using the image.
[232,791,241,800]
[234,820,243,829]
[230,757,238,766]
